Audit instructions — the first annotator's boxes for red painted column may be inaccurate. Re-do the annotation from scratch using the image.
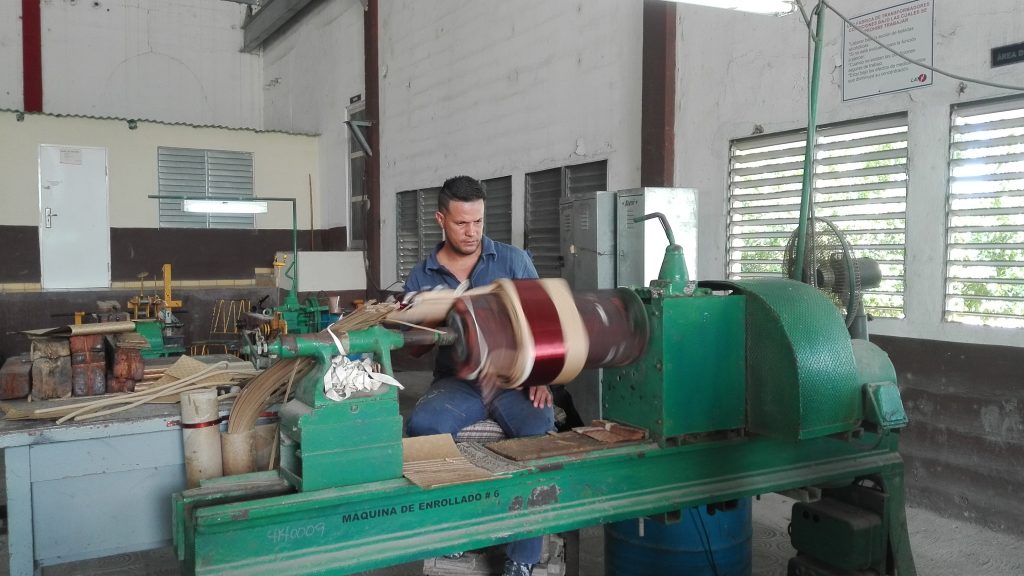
[22,0,43,112]
[364,0,381,297]
[641,0,676,187]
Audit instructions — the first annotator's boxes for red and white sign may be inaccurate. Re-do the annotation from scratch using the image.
[843,0,934,101]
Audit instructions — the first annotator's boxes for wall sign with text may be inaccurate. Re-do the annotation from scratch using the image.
[992,42,1024,68]
[843,0,934,101]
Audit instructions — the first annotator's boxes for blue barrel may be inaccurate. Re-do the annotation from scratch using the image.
[605,498,752,576]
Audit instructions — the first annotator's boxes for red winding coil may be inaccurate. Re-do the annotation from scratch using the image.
[513,280,567,387]
[447,280,649,389]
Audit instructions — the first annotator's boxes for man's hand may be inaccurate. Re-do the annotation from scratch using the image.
[529,385,553,409]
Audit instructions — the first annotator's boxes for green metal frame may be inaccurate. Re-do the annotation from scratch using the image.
[270,327,442,491]
[174,431,914,575]
[173,283,916,575]
[136,318,185,358]
[147,194,326,335]
[603,291,747,443]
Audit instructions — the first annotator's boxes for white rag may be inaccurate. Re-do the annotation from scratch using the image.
[322,329,404,401]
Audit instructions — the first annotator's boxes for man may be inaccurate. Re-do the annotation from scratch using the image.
[404,175,552,576]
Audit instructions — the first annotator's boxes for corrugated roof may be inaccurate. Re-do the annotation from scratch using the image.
[0,108,319,137]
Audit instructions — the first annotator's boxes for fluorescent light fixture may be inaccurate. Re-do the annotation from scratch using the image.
[182,199,269,214]
[665,0,796,15]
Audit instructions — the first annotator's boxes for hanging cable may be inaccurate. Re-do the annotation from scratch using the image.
[795,0,816,42]
[690,507,721,576]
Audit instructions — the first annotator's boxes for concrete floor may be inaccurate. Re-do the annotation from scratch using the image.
[11,496,1023,576]
[3,370,1022,576]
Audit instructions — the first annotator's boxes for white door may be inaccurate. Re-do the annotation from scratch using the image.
[38,145,111,289]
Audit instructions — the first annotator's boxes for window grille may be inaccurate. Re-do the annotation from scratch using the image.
[396,187,441,282]
[946,97,1024,327]
[727,114,907,318]
[482,176,513,244]
[525,160,607,278]
[349,106,369,248]
[158,147,255,229]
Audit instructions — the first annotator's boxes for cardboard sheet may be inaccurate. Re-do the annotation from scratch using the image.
[577,420,649,443]
[402,434,496,489]
[486,432,606,461]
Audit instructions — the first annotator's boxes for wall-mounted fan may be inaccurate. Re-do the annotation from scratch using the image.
[783,217,881,339]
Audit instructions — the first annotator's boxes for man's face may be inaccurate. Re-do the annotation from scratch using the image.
[437,199,484,256]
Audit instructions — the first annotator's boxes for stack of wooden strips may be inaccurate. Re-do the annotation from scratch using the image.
[331,300,401,334]
[0,356,257,423]
[140,356,249,401]
[224,302,400,438]
[226,357,313,434]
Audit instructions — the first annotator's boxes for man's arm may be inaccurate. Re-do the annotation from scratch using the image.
[399,266,439,357]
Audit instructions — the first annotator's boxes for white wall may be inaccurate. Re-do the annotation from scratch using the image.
[0,112,318,231]
[676,0,1024,347]
[378,0,644,288]
[262,0,365,231]
[0,2,21,110]
[0,0,262,128]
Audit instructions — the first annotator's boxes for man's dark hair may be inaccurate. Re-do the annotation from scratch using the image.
[438,175,487,213]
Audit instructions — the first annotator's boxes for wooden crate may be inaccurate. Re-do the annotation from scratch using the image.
[0,354,32,399]
[31,337,70,361]
[32,356,73,400]
[70,334,106,396]
[109,347,144,393]
[69,334,104,355]
[72,362,106,396]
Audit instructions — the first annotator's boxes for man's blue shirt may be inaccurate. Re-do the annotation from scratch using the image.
[403,236,538,378]
[403,236,538,292]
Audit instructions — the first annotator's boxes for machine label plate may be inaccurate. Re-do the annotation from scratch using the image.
[338,490,500,526]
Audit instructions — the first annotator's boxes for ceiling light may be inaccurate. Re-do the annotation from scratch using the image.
[665,0,797,15]
[182,199,269,214]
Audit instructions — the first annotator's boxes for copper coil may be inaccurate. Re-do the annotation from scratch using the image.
[448,280,647,388]
[448,292,521,384]
[520,279,588,385]
[573,288,648,368]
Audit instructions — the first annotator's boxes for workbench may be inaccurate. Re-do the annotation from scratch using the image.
[0,401,188,575]
[0,354,250,576]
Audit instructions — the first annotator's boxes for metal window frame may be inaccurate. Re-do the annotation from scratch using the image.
[727,114,908,319]
[395,187,441,282]
[481,176,513,245]
[944,95,1024,328]
[525,160,608,279]
[348,104,369,249]
[157,147,255,229]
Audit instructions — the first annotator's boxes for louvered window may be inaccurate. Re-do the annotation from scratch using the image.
[157,148,255,229]
[349,106,369,248]
[525,160,607,278]
[482,176,513,244]
[946,97,1024,327]
[727,114,907,319]
[396,187,441,282]
[157,147,255,229]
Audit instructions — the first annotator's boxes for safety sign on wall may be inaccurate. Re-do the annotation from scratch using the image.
[842,0,934,101]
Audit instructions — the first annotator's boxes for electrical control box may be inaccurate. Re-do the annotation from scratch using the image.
[616,188,698,288]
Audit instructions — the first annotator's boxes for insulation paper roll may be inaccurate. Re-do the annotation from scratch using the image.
[181,389,223,488]
[254,422,279,471]
[221,429,256,476]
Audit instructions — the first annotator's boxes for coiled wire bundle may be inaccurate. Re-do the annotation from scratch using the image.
[446,279,648,389]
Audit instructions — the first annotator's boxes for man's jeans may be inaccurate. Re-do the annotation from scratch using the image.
[406,377,555,564]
